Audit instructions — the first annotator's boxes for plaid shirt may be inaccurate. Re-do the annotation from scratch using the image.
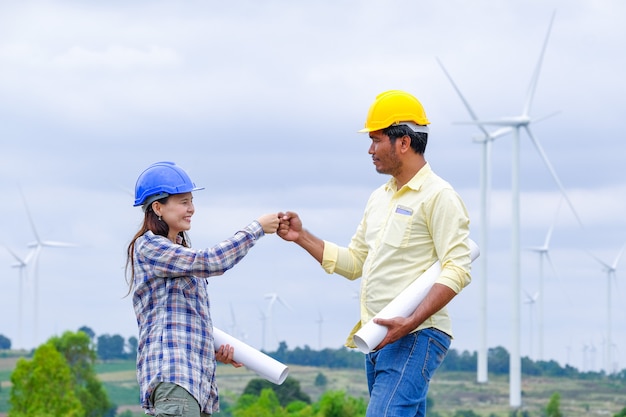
[132,222,264,415]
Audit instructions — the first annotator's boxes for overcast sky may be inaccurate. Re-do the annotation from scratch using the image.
[1,1,625,375]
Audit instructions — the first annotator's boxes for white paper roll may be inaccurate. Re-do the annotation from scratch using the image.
[352,239,480,353]
[213,327,289,384]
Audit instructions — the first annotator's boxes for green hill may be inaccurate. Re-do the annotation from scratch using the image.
[2,357,626,416]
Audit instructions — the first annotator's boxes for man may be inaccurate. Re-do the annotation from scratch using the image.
[277,90,472,417]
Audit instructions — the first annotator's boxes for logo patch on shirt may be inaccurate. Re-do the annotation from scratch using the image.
[395,205,413,216]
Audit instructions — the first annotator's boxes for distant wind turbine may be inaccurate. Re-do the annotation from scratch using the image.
[523,290,539,359]
[259,307,268,351]
[525,198,562,361]
[264,292,292,350]
[19,186,77,346]
[3,245,36,349]
[587,244,625,374]
[228,302,241,340]
[316,310,324,350]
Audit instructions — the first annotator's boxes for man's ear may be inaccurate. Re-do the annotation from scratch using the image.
[400,135,411,151]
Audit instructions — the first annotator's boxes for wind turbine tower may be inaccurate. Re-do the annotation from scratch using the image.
[438,58,512,384]
[316,310,324,350]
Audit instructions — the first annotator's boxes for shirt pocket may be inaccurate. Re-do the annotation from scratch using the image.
[382,208,413,247]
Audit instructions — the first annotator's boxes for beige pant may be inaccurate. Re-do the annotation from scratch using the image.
[151,382,211,417]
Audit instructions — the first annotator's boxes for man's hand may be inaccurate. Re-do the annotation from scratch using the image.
[372,316,412,351]
[277,211,303,242]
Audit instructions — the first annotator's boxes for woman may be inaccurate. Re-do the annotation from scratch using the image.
[125,161,279,416]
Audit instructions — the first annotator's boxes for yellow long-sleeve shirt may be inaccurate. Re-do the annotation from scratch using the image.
[321,163,472,348]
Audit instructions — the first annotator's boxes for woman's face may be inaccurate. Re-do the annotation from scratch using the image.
[154,192,195,239]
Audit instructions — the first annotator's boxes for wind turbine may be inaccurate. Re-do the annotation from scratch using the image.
[316,310,324,350]
[263,292,292,350]
[259,307,268,351]
[3,245,36,349]
[524,198,562,361]
[438,57,512,384]
[451,12,586,407]
[523,290,539,359]
[228,302,243,340]
[587,244,625,374]
[19,187,77,346]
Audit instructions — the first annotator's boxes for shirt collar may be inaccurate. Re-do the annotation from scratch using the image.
[384,162,431,192]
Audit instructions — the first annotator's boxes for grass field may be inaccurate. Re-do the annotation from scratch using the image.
[1,356,625,416]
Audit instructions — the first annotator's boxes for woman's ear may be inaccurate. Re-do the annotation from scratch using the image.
[152,201,161,217]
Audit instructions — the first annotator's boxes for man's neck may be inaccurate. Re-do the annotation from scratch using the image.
[394,159,427,189]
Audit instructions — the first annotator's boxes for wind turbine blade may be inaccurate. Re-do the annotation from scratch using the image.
[456,119,524,127]
[276,295,293,312]
[543,222,555,249]
[544,252,559,279]
[523,126,585,229]
[523,289,534,301]
[586,249,611,271]
[3,245,26,267]
[471,127,513,143]
[523,10,556,116]
[611,243,626,269]
[41,240,78,248]
[230,303,237,323]
[18,186,42,245]
[437,58,490,138]
[533,110,562,124]
[525,245,546,253]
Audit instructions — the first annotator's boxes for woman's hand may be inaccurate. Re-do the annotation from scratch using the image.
[215,344,243,368]
[257,213,280,234]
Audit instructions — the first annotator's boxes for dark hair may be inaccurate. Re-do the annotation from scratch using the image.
[382,124,428,154]
[124,196,190,297]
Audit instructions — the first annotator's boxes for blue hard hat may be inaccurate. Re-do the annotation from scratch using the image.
[133,161,204,209]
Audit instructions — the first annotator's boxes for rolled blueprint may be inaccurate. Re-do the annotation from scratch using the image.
[214,327,289,384]
[353,239,480,353]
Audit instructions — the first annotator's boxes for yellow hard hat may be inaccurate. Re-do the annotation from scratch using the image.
[358,90,430,133]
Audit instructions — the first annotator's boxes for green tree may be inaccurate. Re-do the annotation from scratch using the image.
[314,372,327,387]
[126,336,138,358]
[452,410,481,417]
[243,377,311,407]
[0,334,11,349]
[545,392,563,417]
[9,342,85,417]
[315,390,366,417]
[78,326,95,342]
[97,334,125,360]
[488,346,510,374]
[49,331,115,417]
[614,406,626,417]
[232,389,288,417]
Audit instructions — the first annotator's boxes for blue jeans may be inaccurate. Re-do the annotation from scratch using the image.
[365,328,451,417]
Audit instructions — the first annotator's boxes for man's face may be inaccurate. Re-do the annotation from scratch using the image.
[368,130,402,176]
